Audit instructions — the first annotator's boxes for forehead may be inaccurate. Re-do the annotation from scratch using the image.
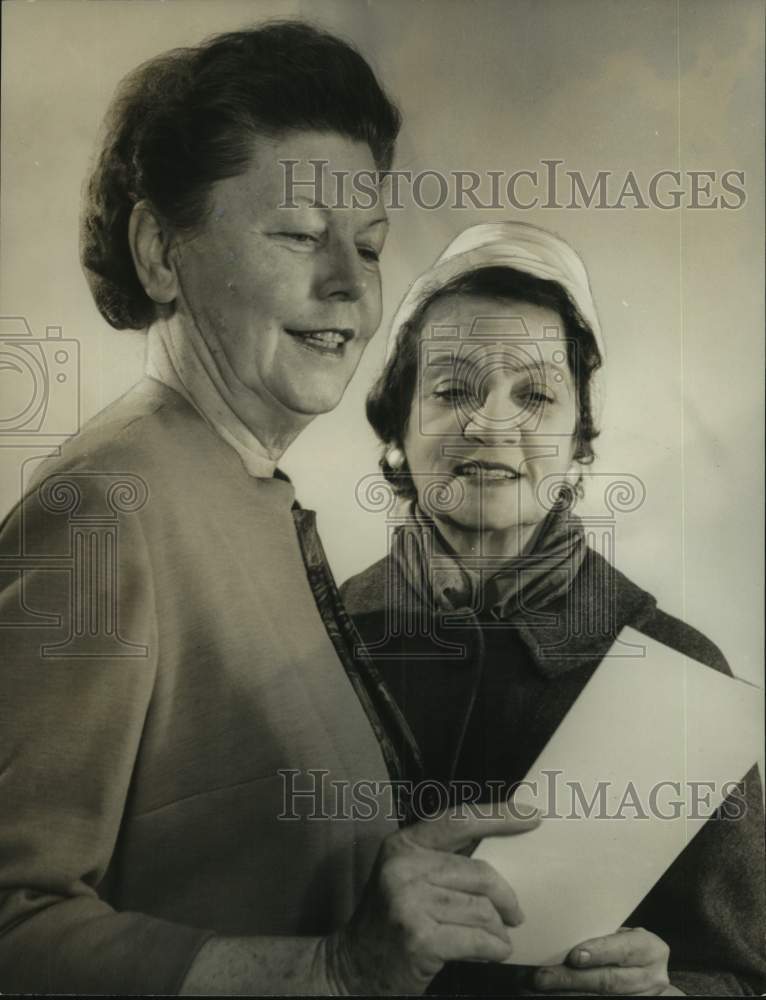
[419,292,566,340]
[417,292,571,372]
[209,129,385,219]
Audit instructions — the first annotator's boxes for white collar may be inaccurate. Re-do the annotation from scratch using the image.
[145,322,278,479]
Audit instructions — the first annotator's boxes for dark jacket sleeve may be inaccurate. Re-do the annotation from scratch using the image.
[0,477,213,994]
[626,765,765,996]
[630,607,766,996]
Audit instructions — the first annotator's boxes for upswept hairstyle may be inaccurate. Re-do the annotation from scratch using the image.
[366,266,602,500]
[80,20,401,331]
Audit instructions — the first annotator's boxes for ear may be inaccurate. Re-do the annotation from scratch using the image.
[128,200,178,305]
[558,459,584,504]
[386,446,406,470]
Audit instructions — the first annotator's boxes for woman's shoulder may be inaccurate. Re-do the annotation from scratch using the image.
[584,547,731,676]
[22,377,229,506]
[632,602,731,675]
[38,377,195,476]
[340,554,393,616]
[1,378,216,540]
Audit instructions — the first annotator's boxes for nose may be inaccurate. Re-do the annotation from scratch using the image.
[462,387,524,445]
[316,236,367,302]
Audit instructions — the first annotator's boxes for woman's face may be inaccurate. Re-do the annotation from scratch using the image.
[170,130,387,421]
[403,292,579,548]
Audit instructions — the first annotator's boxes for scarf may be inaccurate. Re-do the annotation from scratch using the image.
[391,499,586,621]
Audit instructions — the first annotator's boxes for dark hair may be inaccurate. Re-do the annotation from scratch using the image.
[80,20,401,330]
[366,266,603,500]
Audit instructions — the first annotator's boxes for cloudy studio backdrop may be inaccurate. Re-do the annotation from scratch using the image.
[1,0,763,696]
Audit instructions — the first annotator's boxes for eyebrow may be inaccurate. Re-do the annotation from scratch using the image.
[282,195,389,227]
[423,355,569,379]
[423,350,569,375]
[359,216,389,232]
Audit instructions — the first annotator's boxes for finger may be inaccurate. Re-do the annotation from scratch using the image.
[567,927,665,969]
[534,963,651,994]
[424,886,511,945]
[432,924,513,965]
[401,799,540,854]
[427,853,524,926]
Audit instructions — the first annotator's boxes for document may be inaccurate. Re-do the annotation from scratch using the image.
[472,626,763,966]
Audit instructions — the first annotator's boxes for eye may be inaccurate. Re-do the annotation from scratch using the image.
[357,245,381,263]
[274,231,322,247]
[522,385,555,404]
[433,384,471,403]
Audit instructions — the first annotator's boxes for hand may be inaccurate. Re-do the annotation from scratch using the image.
[533,926,672,995]
[324,800,540,995]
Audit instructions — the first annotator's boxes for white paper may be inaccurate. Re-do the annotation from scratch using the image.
[472,626,763,966]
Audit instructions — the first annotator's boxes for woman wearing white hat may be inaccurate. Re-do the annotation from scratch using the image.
[341,222,765,995]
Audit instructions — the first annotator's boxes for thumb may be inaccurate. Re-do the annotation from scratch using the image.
[404,798,541,853]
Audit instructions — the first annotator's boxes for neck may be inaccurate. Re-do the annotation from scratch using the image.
[147,315,312,471]
[433,515,543,560]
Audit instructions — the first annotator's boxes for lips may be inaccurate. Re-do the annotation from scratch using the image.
[285,328,353,353]
[453,459,521,481]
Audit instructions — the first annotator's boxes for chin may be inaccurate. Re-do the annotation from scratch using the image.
[436,505,509,535]
[281,383,347,416]
[293,393,345,416]
[456,517,523,535]
[439,498,545,535]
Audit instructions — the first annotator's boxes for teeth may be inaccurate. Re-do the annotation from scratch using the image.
[457,465,518,480]
[300,330,345,348]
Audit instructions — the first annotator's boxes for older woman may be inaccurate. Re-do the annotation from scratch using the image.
[341,222,766,996]
[0,26,544,997]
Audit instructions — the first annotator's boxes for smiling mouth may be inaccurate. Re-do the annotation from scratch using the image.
[285,328,353,353]
[453,459,521,481]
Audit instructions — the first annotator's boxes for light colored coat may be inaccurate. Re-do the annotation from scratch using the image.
[0,377,398,994]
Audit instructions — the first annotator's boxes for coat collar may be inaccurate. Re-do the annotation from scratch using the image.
[342,544,659,682]
[510,548,658,679]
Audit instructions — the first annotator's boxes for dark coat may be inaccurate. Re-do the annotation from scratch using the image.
[341,546,766,996]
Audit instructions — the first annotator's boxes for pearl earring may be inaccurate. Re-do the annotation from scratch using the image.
[386,447,405,470]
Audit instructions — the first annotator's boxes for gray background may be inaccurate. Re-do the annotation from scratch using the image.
[1,0,763,687]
